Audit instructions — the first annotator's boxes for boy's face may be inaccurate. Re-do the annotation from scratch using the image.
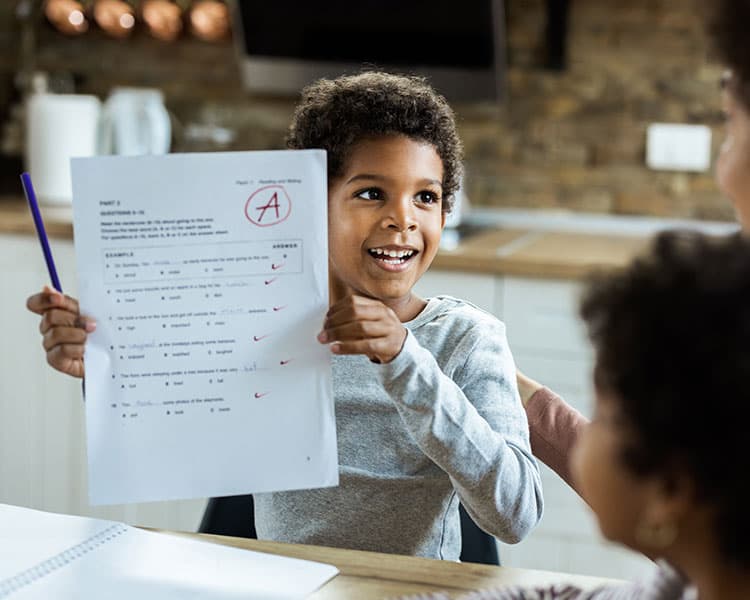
[327,135,446,311]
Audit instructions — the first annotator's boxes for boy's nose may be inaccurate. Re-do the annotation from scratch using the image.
[382,199,417,232]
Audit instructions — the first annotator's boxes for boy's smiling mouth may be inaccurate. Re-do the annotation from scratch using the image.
[367,245,419,270]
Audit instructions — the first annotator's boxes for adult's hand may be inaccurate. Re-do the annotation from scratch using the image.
[516,370,544,407]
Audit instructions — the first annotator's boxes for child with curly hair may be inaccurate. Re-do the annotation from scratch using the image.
[26,71,543,559]
[407,229,750,598]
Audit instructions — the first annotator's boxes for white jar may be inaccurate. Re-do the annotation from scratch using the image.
[25,93,102,206]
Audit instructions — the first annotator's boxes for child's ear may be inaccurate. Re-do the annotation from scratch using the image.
[440,211,447,229]
[644,469,696,525]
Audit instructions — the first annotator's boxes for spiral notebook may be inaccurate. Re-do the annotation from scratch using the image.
[0,503,338,599]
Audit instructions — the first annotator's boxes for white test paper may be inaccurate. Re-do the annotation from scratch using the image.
[71,150,338,505]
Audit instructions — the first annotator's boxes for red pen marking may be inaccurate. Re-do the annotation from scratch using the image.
[254,391,270,399]
[253,334,269,342]
[257,192,281,222]
[271,262,285,270]
[264,277,277,285]
[244,185,292,227]
[273,305,287,312]
[280,359,293,366]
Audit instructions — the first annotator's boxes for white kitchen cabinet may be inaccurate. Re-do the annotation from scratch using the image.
[503,276,594,416]
[496,275,651,580]
[415,268,500,316]
[0,233,205,532]
[501,276,593,360]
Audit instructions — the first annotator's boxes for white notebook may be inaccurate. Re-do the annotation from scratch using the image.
[0,504,338,599]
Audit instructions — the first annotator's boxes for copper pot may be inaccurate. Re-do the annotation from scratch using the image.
[44,0,89,35]
[142,0,184,42]
[93,0,136,38]
[189,0,230,42]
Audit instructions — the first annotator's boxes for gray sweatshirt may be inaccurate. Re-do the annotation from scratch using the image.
[254,296,544,559]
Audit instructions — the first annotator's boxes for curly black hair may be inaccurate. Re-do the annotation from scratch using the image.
[285,71,463,212]
[708,0,750,111]
[580,230,750,567]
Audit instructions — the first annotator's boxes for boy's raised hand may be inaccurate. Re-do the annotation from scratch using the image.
[26,286,94,379]
[318,295,407,364]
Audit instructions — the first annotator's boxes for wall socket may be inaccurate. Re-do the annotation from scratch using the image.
[646,123,712,172]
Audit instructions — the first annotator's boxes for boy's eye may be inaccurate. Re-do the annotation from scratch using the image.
[355,188,383,201]
[417,191,441,205]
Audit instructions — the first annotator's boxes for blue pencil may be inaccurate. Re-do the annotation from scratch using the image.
[20,172,63,293]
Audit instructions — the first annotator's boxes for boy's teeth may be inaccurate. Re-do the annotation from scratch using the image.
[370,248,414,258]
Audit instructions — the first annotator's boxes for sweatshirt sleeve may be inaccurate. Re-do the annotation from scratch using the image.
[379,326,544,544]
[526,387,589,494]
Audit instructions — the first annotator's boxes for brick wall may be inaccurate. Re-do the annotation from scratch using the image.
[473,0,729,220]
[0,0,732,220]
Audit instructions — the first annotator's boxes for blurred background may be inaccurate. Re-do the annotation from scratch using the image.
[0,0,731,218]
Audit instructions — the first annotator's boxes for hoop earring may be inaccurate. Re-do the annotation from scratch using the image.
[634,520,678,549]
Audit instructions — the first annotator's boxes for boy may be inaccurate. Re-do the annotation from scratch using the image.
[27,72,543,559]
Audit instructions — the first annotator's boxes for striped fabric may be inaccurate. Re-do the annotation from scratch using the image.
[395,561,698,600]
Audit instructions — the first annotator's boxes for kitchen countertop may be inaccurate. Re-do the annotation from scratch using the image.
[0,195,75,239]
[431,228,649,279]
[0,194,651,279]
